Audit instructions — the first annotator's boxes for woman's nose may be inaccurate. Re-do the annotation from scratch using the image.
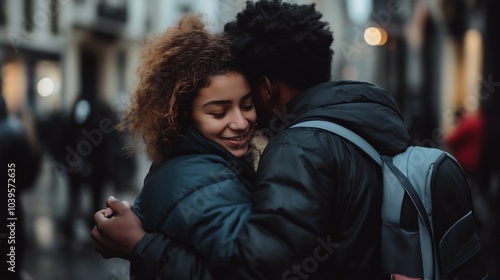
[228,110,249,130]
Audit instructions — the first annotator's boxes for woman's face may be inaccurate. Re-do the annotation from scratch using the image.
[192,72,256,158]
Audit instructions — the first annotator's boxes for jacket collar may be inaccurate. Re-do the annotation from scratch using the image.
[170,125,256,184]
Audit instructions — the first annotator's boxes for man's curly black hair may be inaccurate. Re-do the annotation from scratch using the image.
[224,0,334,90]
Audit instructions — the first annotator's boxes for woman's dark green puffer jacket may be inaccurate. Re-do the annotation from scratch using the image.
[131,125,256,280]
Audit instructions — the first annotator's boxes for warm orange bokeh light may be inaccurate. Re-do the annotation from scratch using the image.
[364,27,388,46]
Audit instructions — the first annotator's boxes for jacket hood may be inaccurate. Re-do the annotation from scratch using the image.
[286,80,410,156]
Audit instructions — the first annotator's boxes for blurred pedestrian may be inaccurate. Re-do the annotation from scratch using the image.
[61,93,133,242]
[445,107,485,188]
[0,93,42,280]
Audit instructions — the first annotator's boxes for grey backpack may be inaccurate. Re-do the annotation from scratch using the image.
[291,120,485,280]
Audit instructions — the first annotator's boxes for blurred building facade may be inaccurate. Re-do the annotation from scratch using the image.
[0,0,495,147]
[320,0,487,147]
[0,0,142,116]
[0,0,237,118]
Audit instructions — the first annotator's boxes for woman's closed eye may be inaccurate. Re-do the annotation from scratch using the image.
[210,112,227,119]
[241,103,254,111]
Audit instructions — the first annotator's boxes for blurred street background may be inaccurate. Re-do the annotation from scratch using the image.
[1,0,499,279]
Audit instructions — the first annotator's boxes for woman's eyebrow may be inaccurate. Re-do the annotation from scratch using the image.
[202,99,231,108]
[202,92,252,108]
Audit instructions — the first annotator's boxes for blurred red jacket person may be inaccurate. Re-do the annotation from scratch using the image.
[446,111,485,175]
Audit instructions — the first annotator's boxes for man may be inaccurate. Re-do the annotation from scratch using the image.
[91,1,484,279]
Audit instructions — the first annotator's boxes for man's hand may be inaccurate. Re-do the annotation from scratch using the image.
[91,196,146,260]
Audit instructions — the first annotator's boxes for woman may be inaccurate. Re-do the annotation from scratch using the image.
[114,14,264,279]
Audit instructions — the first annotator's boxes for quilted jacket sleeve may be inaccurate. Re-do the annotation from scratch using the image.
[132,233,213,280]
[158,171,252,266]
[132,154,253,279]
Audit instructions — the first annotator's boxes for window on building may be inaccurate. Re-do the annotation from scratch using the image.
[117,50,126,93]
[51,0,59,34]
[24,0,34,32]
[97,0,128,23]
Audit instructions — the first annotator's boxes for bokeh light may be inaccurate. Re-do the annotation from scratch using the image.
[37,77,55,97]
[364,27,388,46]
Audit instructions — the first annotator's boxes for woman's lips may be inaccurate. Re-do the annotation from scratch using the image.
[222,132,250,148]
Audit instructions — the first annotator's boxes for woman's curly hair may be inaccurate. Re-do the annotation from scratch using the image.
[119,14,239,164]
[224,0,334,90]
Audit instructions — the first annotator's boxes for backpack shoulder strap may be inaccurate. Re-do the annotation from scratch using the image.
[384,155,434,234]
[290,120,383,166]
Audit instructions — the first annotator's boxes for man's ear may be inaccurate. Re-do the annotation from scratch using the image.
[260,76,280,103]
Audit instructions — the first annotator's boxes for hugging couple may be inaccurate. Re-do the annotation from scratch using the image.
[90,1,486,279]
